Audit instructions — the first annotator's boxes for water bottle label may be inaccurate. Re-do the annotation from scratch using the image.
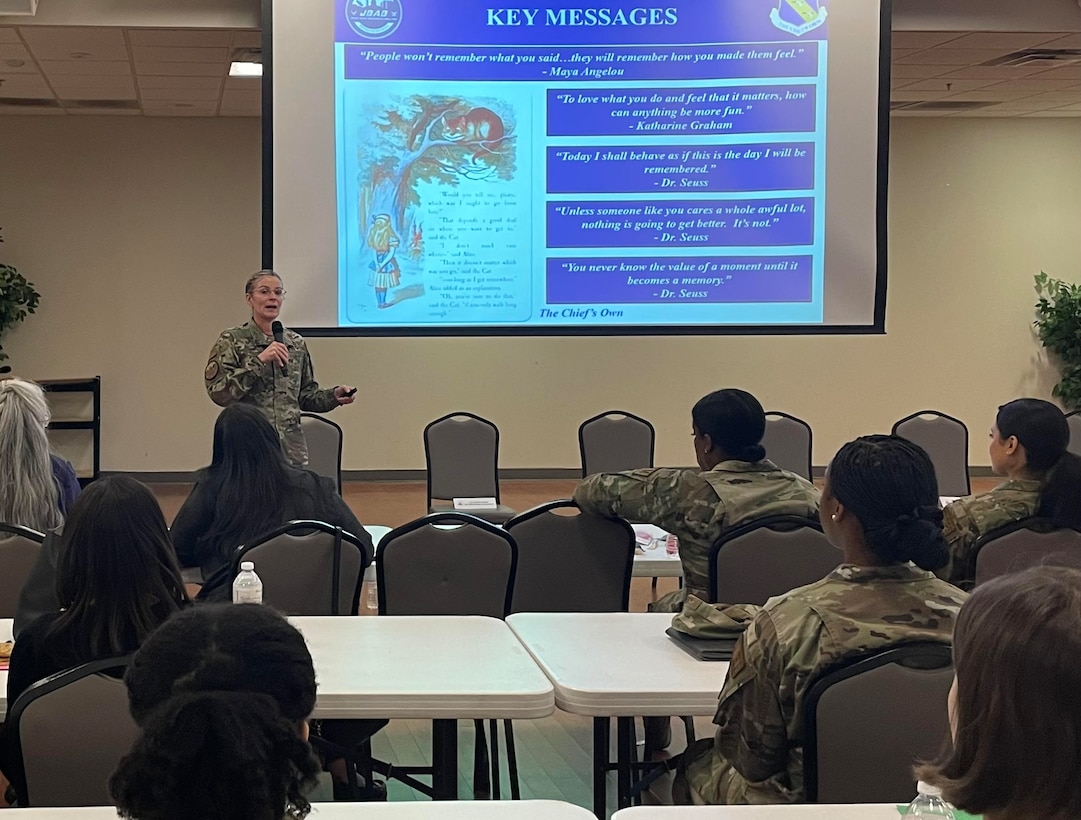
[234,588,263,605]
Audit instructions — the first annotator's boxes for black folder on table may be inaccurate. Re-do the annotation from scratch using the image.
[665,627,737,662]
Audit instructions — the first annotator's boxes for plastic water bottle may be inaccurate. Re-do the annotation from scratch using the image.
[232,561,263,604]
[904,781,956,819]
[366,579,379,613]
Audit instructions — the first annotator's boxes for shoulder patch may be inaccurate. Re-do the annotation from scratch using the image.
[204,361,220,381]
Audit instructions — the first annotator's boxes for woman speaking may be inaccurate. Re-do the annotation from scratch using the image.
[204,270,355,467]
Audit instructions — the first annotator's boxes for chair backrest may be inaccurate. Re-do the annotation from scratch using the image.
[1067,411,1081,458]
[974,517,1081,586]
[234,521,370,615]
[301,413,344,494]
[891,411,971,496]
[804,643,954,803]
[578,410,655,477]
[0,523,45,619]
[9,656,137,807]
[505,500,635,613]
[424,412,501,502]
[376,513,517,617]
[709,515,836,605]
[762,411,813,481]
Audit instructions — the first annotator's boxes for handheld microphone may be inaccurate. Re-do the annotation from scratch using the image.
[271,320,287,377]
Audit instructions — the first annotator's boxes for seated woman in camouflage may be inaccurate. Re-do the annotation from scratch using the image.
[674,435,967,805]
[942,398,1081,588]
[573,387,820,614]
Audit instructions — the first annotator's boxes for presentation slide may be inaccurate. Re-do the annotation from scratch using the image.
[272,0,888,333]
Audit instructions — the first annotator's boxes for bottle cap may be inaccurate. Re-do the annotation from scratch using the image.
[240,561,255,572]
[917,780,944,797]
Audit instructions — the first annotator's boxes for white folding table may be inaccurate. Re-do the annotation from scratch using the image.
[0,617,12,720]
[611,805,902,818]
[507,612,728,817]
[0,800,596,819]
[293,615,555,799]
[630,524,683,578]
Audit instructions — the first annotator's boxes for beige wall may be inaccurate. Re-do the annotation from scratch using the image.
[1,115,1079,472]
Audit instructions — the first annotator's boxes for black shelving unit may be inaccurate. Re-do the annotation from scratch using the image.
[42,377,101,486]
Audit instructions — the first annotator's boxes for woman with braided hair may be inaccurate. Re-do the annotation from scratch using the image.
[109,604,322,820]
[674,435,967,805]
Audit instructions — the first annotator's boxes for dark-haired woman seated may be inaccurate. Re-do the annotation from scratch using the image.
[918,566,1081,820]
[0,476,189,804]
[943,398,1081,587]
[171,404,372,586]
[673,435,967,805]
[574,388,820,614]
[110,604,322,820]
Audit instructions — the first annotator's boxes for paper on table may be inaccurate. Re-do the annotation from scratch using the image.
[453,497,498,510]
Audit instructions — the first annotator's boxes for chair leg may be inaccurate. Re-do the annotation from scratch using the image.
[651,576,658,592]
[488,719,501,800]
[503,720,521,800]
[473,719,491,798]
[681,715,696,745]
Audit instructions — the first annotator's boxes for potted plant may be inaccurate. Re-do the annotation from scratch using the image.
[1034,271,1081,411]
[0,228,41,366]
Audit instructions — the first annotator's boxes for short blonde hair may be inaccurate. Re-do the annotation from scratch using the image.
[244,270,283,295]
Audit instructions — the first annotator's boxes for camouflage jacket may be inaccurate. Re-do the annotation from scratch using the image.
[680,564,967,805]
[204,321,338,466]
[942,479,1041,587]
[573,460,820,610]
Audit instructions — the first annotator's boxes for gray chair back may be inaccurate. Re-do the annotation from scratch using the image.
[1067,411,1081,458]
[762,412,813,480]
[505,500,634,613]
[9,657,137,807]
[376,513,517,617]
[974,517,1081,586]
[301,413,344,493]
[234,521,370,615]
[709,515,836,605]
[804,644,953,803]
[892,411,971,496]
[425,412,502,501]
[0,523,45,618]
[578,411,655,477]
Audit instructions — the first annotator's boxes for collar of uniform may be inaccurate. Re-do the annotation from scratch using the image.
[992,477,1043,493]
[241,319,294,349]
[828,563,932,583]
[710,459,778,474]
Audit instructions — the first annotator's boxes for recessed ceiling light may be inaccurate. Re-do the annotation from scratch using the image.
[5,59,25,68]
[229,61,262,77]
[174,102,194,108]
[69,51,91,59]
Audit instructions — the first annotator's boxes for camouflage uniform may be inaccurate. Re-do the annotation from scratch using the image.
[676,564,967,805]
[573,460,820,611]
[204,321,339,467]
[942,479,1042,587]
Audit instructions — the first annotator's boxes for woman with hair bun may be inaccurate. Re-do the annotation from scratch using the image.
[943,398,1081,587]
[110,604,322,820]
[574,388,820,614]
[674,435,967,805]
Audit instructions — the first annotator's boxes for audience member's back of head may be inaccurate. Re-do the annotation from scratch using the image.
[691,388,767,463]
[49,474,187,656]
[919,566,1081,819]
[0,377,61,531]
[110,604,320,820]
[996,398,1081,530]
[827,435,949,570]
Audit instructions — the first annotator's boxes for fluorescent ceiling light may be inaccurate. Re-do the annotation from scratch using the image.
[229,61,263,77]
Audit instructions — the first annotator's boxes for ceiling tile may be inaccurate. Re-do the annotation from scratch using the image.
[48,73,135,91]
[1003,77,1081,91]
[140,86,220,101]
[890,32,964,50]
[890,109,960,117]
[891,64,949,80]
[941,90,1050,102]
[128,29,233,48]
[221,88,259,108]
[143,99,217,116]
[66,107,140,116]
[942,33,1066,50]
[900,78,997,93]
[19,26,129,61]
[0,43,37,73]
[1021,90,1081,103]
[890,49,921,60]
[1044,33,1081,49]
[895,48,1020,66]
[135,61,224,77]
[0,27,20,44]
[951,109,1023,118]
[939,64,1055,79]
[1021,109,1081,117]
[0,104,64,115]
[219,108,261,117]
[224,76,260,91]
[232,30,261,49]
[890,89,952,101]
[138,75,221,90]
[0,73,52,98]
[131,46,228,64]
[980,98,1058,111]
[51,80,136,101]
[38,59,131,77]
[1029,65,1081,80]
[1050,102,1081,111]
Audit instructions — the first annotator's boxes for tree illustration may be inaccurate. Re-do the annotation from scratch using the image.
[356,95,517,239]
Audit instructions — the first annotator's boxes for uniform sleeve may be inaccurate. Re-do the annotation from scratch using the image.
[573,468,724,538]
[942,499,979,586]
[204,331,266,406]
[711,610,790,783]
[296,340,338,413]
[170,482,212,569]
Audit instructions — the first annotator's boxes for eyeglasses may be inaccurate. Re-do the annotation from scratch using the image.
[253,287,286,297]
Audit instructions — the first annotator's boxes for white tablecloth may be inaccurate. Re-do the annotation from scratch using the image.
[0,801,595,819]
[612,805,903,818]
